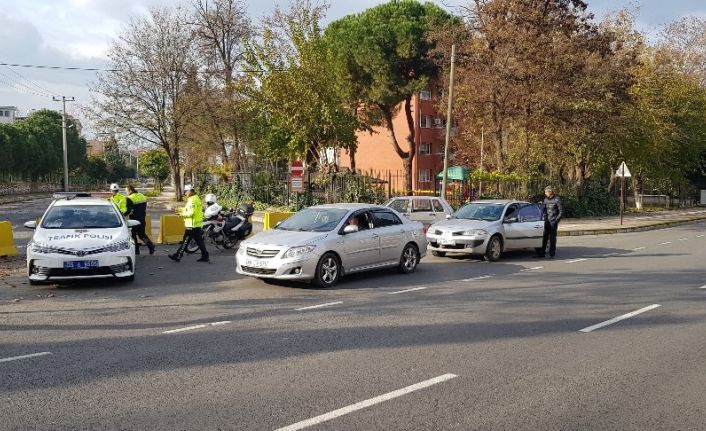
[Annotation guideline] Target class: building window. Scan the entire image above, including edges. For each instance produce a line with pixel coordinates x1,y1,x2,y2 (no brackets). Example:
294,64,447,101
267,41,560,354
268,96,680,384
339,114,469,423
420,115,433,128
3,111,8,117
433,117,444,128
420,89,432,100
418,169,431,182
419,142,431,155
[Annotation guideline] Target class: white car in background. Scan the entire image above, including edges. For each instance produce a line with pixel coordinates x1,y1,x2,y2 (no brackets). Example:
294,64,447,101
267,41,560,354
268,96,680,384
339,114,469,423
24,193,139,284
426,200,544,261
384,196,454,227
236,203,427,288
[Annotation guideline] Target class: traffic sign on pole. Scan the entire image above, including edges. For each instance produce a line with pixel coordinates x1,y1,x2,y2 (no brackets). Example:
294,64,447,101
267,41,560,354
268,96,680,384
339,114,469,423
616,161,631,178
290,160,304,177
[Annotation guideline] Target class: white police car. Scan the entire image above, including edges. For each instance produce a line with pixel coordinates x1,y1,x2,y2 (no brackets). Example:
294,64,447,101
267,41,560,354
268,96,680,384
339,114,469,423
24,193,139,284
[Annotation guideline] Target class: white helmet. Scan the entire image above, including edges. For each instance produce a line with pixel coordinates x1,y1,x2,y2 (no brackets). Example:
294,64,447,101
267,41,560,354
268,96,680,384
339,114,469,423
205,193,217,204
184,184,194,192
109,183,119,192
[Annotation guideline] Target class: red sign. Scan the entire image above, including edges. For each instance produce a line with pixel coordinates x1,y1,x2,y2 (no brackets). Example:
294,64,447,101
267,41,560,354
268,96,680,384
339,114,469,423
290,160,304,177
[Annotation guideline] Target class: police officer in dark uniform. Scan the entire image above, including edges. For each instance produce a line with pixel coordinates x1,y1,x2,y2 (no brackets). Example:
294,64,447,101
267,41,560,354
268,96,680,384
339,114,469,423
126,185,155,255
536,186,564,258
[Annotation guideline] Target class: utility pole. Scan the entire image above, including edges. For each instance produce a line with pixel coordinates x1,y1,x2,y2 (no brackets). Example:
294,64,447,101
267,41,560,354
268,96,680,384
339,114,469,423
479,126,484,198
53,96,75,191
441,44,456,200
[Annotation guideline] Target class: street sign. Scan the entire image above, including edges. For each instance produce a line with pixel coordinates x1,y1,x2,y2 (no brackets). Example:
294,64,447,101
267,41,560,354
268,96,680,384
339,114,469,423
616,161,631,178
290,160,304,177
290,178,303,193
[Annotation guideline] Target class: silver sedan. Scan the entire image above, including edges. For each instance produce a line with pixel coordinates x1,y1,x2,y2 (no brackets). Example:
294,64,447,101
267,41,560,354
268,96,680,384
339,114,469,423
235,203,427,287
426,200,544,261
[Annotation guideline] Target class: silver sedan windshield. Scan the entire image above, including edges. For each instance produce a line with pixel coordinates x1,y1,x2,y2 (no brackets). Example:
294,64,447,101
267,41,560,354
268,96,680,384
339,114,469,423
454,203,505,222
276,208,349,232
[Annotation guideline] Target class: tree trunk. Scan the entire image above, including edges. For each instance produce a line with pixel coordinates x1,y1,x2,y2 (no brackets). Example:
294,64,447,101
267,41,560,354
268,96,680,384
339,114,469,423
380,97,414,194
349,148,357,174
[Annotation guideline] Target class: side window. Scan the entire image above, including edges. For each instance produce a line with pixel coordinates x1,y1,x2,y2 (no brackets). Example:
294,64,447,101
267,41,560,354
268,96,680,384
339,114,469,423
388,199,409,213
518,205,542,222
373,210,402,228
431,199,444,213
412,198,432,213
504,204,519,219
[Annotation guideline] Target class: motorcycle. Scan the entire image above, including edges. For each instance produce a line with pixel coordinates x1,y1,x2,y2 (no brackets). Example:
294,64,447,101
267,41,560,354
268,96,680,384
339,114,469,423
185,202,254,253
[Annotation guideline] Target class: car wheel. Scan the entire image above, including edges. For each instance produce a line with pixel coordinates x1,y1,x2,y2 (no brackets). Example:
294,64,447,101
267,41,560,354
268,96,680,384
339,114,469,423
398,243,419,274
312,252,340,288
431,250,446,257
484,235,503,262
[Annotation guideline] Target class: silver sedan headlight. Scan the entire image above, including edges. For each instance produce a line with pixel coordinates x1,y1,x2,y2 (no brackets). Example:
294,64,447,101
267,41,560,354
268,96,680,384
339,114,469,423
283,245,316,259
463,229,488,236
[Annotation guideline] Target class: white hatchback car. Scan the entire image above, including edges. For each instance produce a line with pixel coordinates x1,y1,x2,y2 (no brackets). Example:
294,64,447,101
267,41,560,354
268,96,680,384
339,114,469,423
384,196,454,227
236,203,427,287
426,200,544,261
24,193,139,284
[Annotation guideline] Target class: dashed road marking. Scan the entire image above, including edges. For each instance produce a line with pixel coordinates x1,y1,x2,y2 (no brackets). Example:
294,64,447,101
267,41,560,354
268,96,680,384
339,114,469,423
162,321,232,334
565,258,587,264
700,285,706,290
461,275,494,281
274,373,458,431
579,304,661,333
697,234,705,238
631,247,645,251
678,238,688,241
296,301,343,311
388,287,427,295
658,241,671,245
0,352,52,363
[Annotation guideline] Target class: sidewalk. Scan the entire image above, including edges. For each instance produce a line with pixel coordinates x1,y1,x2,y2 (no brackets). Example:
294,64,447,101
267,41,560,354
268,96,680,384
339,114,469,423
558,208,706,236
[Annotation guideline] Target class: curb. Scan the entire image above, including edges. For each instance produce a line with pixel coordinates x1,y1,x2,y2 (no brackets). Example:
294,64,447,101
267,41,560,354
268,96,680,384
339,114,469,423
558,216,706,236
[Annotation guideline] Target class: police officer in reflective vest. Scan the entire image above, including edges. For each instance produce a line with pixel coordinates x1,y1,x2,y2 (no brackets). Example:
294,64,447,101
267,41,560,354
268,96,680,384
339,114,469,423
109,183,131,217
169,184,209,263
126,185,155,255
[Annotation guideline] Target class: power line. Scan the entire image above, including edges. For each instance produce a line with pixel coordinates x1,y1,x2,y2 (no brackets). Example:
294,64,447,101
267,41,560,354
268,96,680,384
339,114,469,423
0,62,117,72
0,70,52,98
2,65,56,97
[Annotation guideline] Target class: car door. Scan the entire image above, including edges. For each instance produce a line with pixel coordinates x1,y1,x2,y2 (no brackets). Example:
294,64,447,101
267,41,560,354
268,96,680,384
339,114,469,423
411,198,435,227
387,198,411,219
500,203,524,249
516,204,544,248
340,211,380,272
371,210,406,263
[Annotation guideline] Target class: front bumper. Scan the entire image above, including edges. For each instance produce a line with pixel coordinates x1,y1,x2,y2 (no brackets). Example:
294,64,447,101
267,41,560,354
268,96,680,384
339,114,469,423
426,234,487,254
27,254,135,281
235,247,319,281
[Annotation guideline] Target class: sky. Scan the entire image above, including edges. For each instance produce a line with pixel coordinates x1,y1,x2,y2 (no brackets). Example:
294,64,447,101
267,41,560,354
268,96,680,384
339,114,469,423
1,0,705,137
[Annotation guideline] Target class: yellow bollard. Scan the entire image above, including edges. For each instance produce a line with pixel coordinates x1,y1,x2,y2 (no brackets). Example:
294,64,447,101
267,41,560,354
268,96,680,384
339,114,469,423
262,212,295,231
157,214,185,244
144,215,153,241
0,221,19,257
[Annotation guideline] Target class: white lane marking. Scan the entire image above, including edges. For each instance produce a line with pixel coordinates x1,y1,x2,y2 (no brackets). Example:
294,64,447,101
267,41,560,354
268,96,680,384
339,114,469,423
0,352,52,363
296,301,343,311
658,241,671,245
565,258,587,264
579,304,661,333
700,285,706,289
274,374,458,431
631,247,645,251
162,320,232,334
697,234,705,238
461,275,494,281
388,287,427,295
520,266,544,271
678,238,688,241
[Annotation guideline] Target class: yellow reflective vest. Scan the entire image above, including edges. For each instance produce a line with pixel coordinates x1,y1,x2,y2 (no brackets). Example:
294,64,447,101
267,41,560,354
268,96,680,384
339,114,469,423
111,193,128,215
180,194,203,228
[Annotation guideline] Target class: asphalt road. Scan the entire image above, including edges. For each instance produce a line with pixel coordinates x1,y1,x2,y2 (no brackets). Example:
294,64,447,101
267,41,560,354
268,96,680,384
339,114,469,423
1,221,705,430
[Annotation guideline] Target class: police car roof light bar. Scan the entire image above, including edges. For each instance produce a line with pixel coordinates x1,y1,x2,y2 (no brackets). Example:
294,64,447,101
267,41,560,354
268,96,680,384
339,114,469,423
52,192,93,200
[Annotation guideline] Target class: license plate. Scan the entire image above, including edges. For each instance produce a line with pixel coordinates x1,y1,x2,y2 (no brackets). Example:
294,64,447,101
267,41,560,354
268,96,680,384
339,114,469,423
64,260,99,270
439,239,455,246
245,259,268,268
